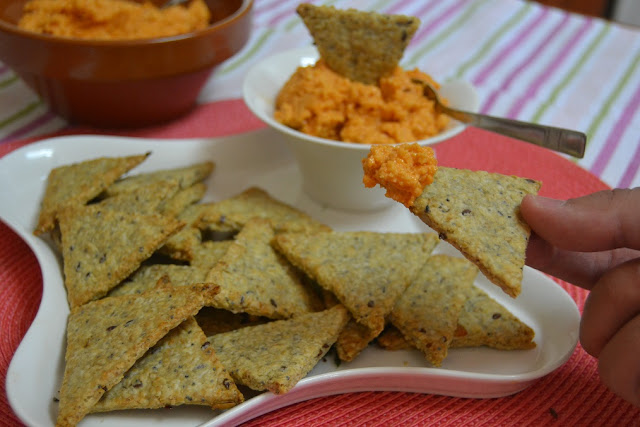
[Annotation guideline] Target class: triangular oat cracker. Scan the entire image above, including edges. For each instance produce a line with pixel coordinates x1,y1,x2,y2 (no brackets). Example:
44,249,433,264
195,307,269,337
410,167,541,298
205,218,322,318
208,305,349,394
108,264,210,298
198,187,331,234
55,283,219,427
273,231,439,335
34,153,149,235
296,4,419,84
190,240,234,269
93,180,180,215
91,317,243,412
158,203,218,262
450,284,536,350
377,286,536,352
106,161,214,196
159,226,202,261
58,204,184,308
157,182,207,217
389,255,478,366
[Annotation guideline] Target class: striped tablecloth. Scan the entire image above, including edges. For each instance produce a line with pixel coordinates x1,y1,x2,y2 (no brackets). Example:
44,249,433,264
2,0,640,189
2,1,640,426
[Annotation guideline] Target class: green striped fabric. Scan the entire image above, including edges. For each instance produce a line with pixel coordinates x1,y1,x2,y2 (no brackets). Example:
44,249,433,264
1,0,639,187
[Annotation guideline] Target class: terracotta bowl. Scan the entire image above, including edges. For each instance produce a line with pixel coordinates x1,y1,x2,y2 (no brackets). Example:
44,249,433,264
0,0,253,128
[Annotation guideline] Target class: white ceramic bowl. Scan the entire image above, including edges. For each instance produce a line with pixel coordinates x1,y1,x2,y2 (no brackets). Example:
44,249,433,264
243,46,479,212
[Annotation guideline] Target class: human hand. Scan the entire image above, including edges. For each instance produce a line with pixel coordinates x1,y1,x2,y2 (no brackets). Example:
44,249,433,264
520,189,640,408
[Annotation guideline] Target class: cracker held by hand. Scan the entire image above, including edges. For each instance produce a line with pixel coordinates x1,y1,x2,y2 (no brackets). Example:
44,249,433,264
58,204,184,308
273,231,439,335
34,153,149,235
297,4,419,84
411,167,541,298
55,283,219,427
208,304,350,394
206,218,323,319
389,255,478,366
92,317,243,412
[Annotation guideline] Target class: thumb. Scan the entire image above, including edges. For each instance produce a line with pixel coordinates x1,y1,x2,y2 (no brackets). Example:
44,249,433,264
521,189,640,252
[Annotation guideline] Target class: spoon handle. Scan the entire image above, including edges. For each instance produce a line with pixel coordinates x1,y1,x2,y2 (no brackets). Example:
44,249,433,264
442,107,586,158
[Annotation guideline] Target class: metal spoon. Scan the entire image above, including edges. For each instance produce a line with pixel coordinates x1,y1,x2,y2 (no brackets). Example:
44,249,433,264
413,79,586,158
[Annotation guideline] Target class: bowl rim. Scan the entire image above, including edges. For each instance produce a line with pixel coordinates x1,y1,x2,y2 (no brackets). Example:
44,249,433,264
0,0,253,46
243,46,477,152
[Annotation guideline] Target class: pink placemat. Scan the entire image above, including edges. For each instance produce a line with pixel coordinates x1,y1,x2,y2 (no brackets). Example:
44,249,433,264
1,99,639,426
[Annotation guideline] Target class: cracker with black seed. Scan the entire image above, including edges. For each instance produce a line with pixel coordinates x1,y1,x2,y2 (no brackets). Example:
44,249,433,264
205,218,323,319
198,187,331,234
58,204,184,308
378,285,536,352
273,231,439,336
195,307,270,337
389,255,478,366
93,180,180,215
296,4,419,85
450,284,536,350
56,283,219,427
106,161,214,196
91,317,243,412
108,264,210,298
34,153,149,235
208,304,349,394
410,167,541,298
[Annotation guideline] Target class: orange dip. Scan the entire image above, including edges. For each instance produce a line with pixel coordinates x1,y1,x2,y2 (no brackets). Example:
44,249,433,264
362,143,437,207
274,60,449,144
18,0,211,40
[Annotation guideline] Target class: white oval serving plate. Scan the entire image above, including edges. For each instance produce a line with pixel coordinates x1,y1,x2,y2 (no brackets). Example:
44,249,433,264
0,132,579,427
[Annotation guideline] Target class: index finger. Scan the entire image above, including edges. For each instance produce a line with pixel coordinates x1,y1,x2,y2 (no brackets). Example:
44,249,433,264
520,189,640,252
525,231,640,289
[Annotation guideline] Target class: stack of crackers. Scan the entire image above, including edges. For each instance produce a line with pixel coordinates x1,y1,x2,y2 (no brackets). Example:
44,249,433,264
35,152,537,426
